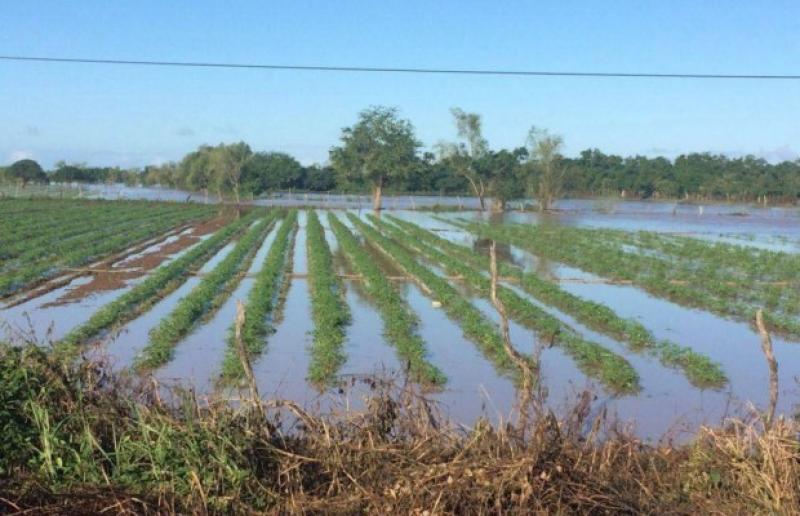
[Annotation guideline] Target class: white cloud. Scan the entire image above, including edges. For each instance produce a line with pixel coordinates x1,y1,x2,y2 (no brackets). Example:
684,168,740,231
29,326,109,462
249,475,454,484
8,150,35,163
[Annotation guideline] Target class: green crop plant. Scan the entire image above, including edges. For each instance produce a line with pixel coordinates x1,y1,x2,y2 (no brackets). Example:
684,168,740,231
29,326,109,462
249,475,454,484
59,209,264,354
328,213,445,385
305,210,351,386
448,219,800,340
219,211,298,384
387,216,726,389
135,210,278,370
367,215,639,394
345,214,527,381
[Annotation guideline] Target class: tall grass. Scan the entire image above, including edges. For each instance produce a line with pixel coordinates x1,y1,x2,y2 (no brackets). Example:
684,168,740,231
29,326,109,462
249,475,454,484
219,211,298,384
328,213,446,385
306,210,351,386
3,341,798,514
136,210,278,370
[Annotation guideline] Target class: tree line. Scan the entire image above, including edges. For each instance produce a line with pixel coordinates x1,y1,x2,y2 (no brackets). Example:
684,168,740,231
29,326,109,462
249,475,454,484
3,105,799,209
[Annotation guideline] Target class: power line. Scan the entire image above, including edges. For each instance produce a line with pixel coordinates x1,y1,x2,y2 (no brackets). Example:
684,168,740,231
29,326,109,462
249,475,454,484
1,54,799,80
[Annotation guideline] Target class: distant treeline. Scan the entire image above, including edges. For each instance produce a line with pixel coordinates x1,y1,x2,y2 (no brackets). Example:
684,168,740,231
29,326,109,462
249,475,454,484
3,115,799,206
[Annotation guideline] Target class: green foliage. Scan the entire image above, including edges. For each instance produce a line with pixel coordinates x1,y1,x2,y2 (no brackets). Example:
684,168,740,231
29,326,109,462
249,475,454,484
219,211,298,383
388,216,726,389
306,210,351,385
329,106,420,208
371,216,639,393
0,201,214,297
454,219,800,339
242,152,304,195
137,210,277,370
59,208,261,351
328,213,445,385
8,159,47,185
346,213,522,379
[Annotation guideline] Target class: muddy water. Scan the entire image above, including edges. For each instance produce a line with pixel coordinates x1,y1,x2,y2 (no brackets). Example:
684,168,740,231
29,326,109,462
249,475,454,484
404,282,520,424
101,241,238,367
385,212,800,439
154,225,281,393
9,205,800,439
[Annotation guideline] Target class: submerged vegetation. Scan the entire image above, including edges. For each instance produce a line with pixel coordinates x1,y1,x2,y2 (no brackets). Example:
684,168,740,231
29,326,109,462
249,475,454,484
59,208,260,352
2,197,797,514
368,215,640,393
346,213,522,378
388,215,726,388
219,210,298,384
305,210,351,385
328,213,445,385
136,210,277,370
0,200,214,298
453,219,800,339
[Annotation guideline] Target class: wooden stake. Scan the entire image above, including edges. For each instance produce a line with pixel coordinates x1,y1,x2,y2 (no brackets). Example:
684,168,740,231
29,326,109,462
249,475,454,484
756,309,778,429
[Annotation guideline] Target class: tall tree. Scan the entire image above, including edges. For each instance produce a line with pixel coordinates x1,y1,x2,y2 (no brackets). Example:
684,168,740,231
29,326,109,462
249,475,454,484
330,106,420,211
438,108,490,210
210,142,252,204
526,127,565,211
8,159,47,186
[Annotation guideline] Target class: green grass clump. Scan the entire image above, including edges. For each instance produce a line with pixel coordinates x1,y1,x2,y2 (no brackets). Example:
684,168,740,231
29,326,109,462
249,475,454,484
388,216,725,389
219,211,298,384
59,209,262,353
369,216,638,394
136,210,278,370
328,213,445,385
306,210,351,385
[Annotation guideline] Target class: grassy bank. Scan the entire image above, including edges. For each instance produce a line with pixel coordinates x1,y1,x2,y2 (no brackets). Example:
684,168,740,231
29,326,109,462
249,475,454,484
2,342,798,514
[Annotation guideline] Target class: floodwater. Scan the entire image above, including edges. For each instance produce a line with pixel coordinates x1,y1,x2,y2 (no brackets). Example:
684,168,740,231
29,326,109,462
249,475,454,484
6,200,800,441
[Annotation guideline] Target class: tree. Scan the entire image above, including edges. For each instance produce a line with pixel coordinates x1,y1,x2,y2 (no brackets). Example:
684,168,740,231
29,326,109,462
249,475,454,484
8,159,47,186
330,106,420,211
210,142,252,204
242,152,304,195
178,146,215,199
302,165,337,191
438,108,490,210
525,127,564,211
484,148,527,211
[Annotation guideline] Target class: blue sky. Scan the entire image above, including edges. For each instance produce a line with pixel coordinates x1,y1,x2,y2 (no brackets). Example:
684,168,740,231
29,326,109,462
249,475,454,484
2,1,799,168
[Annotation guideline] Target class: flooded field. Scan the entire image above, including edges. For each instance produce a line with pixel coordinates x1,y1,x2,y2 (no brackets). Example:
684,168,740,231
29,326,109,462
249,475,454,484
2,198,800,442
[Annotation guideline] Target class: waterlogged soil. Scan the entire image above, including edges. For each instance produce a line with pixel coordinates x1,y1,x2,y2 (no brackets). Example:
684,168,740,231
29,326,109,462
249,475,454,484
9,205,800,441
155,225,281,392
101,241,238,367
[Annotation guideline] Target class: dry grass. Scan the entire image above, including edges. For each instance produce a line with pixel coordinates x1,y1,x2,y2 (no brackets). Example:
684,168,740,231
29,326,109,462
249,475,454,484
2,341,800,515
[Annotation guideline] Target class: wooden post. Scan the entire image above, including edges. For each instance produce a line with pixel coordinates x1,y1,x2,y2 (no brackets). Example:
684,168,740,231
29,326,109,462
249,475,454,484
234,300,265,423
756,310,778,429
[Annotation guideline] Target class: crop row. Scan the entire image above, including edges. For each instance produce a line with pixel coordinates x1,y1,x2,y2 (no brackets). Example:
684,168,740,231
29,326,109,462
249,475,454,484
370,216,639,393
346,213,530,382
305,210,352,385
0,203,208,270
1,200,197,250
219,211,298,384
136,210,279,370
450,219,800,339
59,209,264,352
0,205,213,297
328,213,446,385
386,216,726,389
